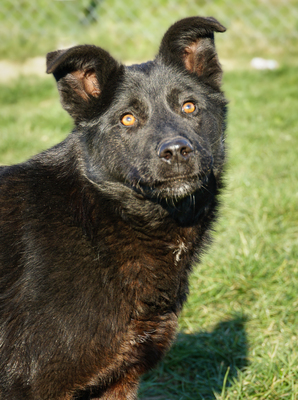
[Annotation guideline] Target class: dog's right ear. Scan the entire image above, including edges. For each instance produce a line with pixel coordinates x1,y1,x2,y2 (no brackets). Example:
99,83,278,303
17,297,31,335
46,45,121,122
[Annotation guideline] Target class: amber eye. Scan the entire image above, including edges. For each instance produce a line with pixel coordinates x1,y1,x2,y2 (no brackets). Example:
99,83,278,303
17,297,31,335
182,102,196,114
121,114,136,126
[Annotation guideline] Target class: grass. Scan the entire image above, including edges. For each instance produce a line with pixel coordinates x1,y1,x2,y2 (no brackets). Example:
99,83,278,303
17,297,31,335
0,76,72,164
0,67,297,399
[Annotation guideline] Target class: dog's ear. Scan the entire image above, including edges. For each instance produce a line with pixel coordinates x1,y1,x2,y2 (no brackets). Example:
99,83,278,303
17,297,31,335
158,16,226,90
46,45,121,122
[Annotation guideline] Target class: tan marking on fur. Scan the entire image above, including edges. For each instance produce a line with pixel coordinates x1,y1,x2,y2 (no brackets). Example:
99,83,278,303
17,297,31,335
183,40,201,73
72,69,100,100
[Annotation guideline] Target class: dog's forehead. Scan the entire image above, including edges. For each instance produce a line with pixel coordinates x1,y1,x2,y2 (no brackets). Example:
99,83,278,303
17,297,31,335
123,61,198,97
111,61,213,113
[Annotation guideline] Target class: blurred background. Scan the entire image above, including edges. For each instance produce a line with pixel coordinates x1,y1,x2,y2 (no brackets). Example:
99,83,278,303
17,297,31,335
0,0,298,66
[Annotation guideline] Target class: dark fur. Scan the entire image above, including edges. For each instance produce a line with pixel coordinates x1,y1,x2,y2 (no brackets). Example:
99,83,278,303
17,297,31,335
0,17,227,400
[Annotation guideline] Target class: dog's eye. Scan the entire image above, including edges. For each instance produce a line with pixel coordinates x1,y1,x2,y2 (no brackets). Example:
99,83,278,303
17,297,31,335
121,114,136,126
182,102,196,114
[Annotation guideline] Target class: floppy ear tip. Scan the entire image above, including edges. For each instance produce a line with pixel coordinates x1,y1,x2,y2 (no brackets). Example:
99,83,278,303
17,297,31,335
46,50,65,74
203,16,227,33
46,51,57,74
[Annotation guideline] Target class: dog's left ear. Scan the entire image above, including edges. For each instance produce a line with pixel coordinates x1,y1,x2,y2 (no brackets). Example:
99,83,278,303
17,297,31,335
158,16,226,90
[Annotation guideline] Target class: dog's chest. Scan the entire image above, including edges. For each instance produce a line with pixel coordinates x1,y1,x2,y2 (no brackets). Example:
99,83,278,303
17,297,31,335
120,312,178,373
100,221,196,317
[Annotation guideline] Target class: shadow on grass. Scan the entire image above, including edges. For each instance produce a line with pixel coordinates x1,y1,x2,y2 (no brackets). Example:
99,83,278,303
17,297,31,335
139,316,248,400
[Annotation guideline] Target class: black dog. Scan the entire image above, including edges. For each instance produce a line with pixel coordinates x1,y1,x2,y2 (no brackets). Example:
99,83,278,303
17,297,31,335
0,16,227,400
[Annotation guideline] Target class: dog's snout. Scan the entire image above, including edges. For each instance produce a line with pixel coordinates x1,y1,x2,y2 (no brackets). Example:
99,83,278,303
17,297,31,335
157,137,194,162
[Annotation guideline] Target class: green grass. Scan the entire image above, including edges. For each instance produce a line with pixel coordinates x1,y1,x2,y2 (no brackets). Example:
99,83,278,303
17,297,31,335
0,67,297,399
0,76,72,164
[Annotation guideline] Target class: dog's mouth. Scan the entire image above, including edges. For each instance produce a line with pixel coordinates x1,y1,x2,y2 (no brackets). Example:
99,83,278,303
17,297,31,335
134,173,210,199
130,172,217,226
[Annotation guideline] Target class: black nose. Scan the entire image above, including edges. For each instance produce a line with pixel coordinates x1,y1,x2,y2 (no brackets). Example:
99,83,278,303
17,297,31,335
157,137,194,162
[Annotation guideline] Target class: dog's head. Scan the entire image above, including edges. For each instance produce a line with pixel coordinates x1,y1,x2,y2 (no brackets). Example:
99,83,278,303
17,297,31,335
47,17,227,223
